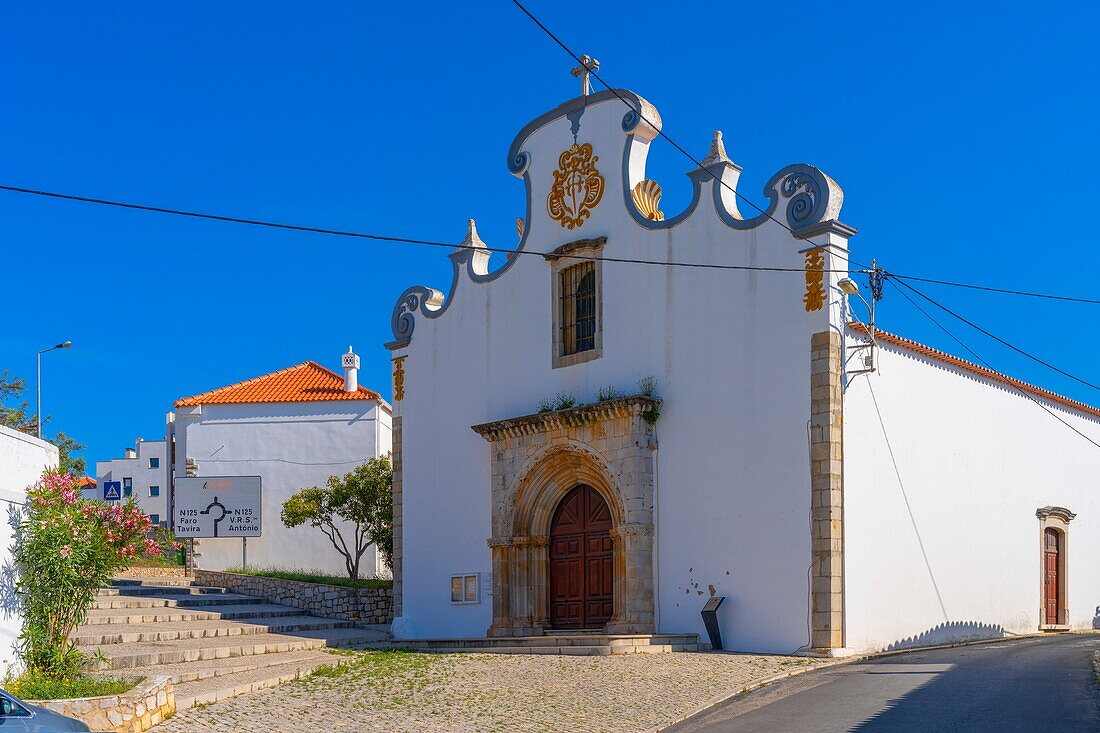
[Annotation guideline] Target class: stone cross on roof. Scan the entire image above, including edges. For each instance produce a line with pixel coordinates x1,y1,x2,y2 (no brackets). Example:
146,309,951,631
571,54,600,96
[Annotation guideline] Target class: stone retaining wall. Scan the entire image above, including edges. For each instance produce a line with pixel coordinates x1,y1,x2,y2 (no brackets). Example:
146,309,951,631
31,675,174,733
194,570,393,624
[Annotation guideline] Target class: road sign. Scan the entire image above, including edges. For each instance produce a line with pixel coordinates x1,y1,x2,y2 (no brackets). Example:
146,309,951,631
174,476,261,538
103,481,122,501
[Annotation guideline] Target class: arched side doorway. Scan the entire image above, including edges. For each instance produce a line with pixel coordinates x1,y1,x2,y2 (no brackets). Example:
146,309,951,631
1035,505,1074,629
549,485,613,629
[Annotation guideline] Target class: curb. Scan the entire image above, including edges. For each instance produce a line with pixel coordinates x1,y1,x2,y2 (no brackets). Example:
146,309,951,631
652,629,1100,732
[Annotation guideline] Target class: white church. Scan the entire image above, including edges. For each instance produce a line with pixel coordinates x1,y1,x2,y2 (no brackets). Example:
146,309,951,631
384,84,1100,654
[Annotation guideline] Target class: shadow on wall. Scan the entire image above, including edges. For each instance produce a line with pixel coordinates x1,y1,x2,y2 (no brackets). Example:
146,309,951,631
884,620,1006,651
1,502,27,665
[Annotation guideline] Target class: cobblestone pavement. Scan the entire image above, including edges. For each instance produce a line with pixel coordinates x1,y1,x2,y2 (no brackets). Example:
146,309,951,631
159,650,824,733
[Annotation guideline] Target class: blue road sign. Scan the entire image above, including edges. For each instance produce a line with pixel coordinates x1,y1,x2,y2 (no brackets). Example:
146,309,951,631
103,481,122,501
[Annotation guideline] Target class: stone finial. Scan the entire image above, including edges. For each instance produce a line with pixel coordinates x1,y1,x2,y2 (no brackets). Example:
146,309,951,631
457,218,491,276
459,219,487,251
701,130,731,167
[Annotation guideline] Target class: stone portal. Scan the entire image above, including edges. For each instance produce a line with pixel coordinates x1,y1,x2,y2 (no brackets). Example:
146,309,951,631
472,396,659,637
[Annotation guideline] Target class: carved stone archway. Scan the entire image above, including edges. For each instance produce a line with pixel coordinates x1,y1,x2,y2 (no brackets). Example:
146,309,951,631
472,396,659,637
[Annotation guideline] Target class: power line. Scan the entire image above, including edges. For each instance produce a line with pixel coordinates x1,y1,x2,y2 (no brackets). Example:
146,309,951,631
510,1,1100,308
884,279,1100,449
892,278,1100,393
0,183,851,274
891,273,1100,306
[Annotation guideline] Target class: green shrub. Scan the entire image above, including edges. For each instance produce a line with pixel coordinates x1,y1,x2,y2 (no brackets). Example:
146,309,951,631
15,470,163,678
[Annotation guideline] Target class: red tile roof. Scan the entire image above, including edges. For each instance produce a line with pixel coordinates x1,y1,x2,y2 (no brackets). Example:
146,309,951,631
76,476,96,488
850,322,1100,420
175,361,380,408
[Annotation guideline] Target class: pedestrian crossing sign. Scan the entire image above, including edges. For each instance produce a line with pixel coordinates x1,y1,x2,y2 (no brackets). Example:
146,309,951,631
103,481,122,501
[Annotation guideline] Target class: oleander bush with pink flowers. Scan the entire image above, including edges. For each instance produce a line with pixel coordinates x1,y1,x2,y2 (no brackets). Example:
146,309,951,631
14,469,165,678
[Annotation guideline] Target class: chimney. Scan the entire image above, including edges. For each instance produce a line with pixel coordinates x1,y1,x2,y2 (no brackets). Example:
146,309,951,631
342,345,360,392
125,448,137,459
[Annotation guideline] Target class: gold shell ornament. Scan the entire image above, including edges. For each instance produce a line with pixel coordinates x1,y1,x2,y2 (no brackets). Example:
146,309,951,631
547,143,604,230
631,179,665,221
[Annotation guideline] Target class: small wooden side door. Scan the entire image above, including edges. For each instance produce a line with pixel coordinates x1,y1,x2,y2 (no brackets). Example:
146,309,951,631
1044,528,1060,625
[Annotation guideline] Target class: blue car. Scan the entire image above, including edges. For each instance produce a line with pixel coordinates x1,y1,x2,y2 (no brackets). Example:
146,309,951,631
0,688,91,732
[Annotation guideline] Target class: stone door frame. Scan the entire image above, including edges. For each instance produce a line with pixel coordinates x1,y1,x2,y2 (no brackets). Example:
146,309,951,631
472,396,660,637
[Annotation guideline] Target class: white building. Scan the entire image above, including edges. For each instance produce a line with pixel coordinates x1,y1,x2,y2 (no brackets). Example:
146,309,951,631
170,349,392,578
384,87,1100,654
0,424,59,668
96,438,170,525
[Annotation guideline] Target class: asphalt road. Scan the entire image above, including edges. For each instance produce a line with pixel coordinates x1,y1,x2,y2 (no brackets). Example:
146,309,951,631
668,634,1100,733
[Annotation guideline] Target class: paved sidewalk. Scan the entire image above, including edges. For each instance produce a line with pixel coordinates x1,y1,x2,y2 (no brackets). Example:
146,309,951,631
158,649,823,733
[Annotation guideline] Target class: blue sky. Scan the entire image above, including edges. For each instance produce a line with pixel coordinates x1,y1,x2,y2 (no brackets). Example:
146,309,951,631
2,1,1098,469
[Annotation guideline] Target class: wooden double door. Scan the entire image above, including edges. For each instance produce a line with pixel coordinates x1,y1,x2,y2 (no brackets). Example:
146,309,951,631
549,484,613,629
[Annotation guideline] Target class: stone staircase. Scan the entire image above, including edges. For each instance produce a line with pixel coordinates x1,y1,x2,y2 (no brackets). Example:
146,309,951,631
79,578,390,710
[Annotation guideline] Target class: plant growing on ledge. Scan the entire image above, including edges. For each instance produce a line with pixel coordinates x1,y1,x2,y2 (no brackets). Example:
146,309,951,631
14,469,161,680
595,385,623,402
637,376,662,425
536,390,578,413
281,457,394,581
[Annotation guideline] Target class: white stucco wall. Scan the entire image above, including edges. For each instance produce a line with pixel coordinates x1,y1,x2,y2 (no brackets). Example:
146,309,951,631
0,425,59,669
173,399,392,578
390,91,851,649
96,438,170,523
844,334,1100,652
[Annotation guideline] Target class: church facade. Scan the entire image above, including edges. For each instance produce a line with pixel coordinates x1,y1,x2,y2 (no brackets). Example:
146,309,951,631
384,88,1100,654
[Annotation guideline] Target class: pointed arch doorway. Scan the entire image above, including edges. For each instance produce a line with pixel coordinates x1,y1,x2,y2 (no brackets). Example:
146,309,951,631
549,484,614,629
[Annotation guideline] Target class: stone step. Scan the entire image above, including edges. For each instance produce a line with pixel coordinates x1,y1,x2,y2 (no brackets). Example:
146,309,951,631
82,603,303,625
382,633,699,650
112,577,198,588
91,593,265,610
125,649,339,685
172,654,348,711
72,616,354,646
100,584,227,597
86,627,390,669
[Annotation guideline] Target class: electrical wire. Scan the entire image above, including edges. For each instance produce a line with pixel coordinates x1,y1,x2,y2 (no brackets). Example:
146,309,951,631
885,279,1100,450
509,0,864,270
891,273,1100,306
512,0,1100,309
0,184,852,275
893,279,1100,393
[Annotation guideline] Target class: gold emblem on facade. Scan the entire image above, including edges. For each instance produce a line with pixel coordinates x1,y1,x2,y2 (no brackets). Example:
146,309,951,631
803,249,826,312
631,179,665,221
547,143,604,230
393,357,406,402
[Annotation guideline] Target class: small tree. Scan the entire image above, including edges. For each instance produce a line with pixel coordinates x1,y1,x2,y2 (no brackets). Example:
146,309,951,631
281,457,393,580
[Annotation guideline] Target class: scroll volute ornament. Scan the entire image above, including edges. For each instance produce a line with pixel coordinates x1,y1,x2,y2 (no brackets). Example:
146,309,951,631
548,143,604,230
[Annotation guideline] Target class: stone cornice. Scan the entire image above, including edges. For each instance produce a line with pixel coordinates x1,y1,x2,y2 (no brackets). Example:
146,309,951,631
542,236,608,262
471,395,661,441
1036,505,1077,523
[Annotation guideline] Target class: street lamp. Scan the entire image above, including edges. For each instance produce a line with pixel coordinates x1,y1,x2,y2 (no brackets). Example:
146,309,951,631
837,278,876,374
36,341,72,439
